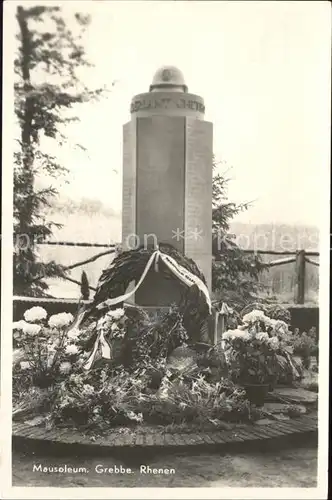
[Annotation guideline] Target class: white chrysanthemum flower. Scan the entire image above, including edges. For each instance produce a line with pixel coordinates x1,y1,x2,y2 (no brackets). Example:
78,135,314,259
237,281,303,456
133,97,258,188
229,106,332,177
107,308,125,321
242,309,266,324
67,328,80,341
222,329,246,340
23,306,47,323
274,320,289,334
261,315,273,325
82,384,95,396
13,349,25,363
59,361,72,374
96,315,111,331
65,344,79,355
126,411,143,422
48,312,74,329
20,361,32,370
69,373,83,384
13,320,29,331
268,337,280,350
256,332,269,342
232,329,247,338
97,309,124,330
22,323,42,336
222,330,233,340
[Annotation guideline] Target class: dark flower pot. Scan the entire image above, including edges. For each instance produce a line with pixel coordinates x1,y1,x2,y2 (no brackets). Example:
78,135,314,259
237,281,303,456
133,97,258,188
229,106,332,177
243,383,269,407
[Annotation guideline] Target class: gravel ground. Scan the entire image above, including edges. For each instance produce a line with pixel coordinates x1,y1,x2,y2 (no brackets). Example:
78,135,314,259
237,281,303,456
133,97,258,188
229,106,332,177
12,442,317,488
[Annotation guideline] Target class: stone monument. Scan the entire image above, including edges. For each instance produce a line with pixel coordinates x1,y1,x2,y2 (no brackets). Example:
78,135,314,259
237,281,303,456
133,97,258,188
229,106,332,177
122,65,213,307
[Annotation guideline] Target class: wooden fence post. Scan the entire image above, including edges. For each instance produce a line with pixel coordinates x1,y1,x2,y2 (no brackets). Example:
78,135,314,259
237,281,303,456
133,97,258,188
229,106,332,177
295,250,306,304
80,271,90,300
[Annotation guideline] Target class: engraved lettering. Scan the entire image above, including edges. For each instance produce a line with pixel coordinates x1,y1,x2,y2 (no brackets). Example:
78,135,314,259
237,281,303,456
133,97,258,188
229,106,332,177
131,97,204,114
161,98,171,108
176,99,186,109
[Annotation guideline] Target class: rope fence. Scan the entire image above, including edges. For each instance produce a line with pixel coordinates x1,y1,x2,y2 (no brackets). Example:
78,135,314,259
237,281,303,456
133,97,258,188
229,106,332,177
305,256,320,267
63,248,115,272
38,241,319,257
38,241,116,248
36,241,319,305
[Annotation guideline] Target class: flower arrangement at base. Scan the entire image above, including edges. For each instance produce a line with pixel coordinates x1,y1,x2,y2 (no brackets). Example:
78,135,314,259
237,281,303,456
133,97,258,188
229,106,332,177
12,305,263,432
222,309,302,403
50,365,258,431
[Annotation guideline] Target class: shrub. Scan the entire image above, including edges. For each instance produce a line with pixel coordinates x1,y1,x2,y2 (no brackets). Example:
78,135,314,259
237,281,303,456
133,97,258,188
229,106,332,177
292,331,318,369
265,304,291,324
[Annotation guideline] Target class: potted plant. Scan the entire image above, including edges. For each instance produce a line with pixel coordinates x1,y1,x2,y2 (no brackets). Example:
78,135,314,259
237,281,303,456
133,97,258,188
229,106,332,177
222,309,297,406
223,332,277,406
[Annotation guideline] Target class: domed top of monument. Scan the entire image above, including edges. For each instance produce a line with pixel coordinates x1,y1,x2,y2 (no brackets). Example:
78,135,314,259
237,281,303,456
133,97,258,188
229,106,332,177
150,65,188,93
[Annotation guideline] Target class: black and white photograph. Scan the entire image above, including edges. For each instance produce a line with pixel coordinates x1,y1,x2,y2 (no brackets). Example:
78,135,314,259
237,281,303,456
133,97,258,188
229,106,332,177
1,1,330,498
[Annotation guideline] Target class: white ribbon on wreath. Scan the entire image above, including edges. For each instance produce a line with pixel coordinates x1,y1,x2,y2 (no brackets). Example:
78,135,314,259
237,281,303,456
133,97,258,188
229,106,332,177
83,249,212,370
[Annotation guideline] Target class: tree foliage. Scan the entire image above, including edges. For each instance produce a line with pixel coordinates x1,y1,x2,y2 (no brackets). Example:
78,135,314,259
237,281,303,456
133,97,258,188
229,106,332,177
13,6,105,296
211,159,266,309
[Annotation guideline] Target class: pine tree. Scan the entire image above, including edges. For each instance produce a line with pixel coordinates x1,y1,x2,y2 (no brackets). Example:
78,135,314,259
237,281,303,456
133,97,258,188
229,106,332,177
14,6,105,296
212,159,266,309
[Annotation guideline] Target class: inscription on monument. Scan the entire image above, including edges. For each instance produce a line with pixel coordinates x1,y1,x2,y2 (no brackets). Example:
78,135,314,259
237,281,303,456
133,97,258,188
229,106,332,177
122,122,136,250
184,118,213,288
131,97,205,114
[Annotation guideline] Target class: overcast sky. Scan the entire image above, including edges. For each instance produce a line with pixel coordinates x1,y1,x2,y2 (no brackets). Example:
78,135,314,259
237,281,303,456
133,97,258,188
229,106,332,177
8,1,331,226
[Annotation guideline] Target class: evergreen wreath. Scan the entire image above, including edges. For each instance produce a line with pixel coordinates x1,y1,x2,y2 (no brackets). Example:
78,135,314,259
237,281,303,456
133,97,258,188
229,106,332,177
74,243,211,343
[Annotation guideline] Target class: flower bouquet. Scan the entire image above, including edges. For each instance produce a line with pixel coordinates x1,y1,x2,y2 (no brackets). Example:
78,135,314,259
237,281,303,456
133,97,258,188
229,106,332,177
12,307,85,419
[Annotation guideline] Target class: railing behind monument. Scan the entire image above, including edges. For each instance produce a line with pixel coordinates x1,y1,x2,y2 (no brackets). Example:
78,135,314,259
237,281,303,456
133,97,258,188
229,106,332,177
14,242,319,305
223,248,319,305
